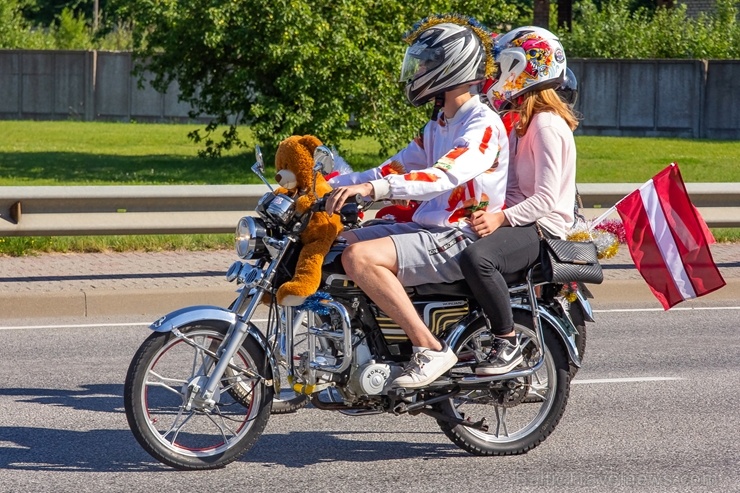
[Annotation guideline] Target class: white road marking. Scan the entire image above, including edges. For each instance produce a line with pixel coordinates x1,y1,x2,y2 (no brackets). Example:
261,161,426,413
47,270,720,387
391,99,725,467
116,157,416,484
0,320,270,330
572,377,683,385
0,321,690,386
594,306,740,313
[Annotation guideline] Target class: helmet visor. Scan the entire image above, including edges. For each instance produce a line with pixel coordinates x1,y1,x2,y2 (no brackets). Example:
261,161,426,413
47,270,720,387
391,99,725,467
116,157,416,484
399,43,445,82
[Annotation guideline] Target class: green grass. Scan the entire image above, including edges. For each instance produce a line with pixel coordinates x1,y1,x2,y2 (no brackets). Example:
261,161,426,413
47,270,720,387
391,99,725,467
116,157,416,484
4,121,740,185
0,120,385,185
574,137,740,183
0,234,233,256
0,120,738,255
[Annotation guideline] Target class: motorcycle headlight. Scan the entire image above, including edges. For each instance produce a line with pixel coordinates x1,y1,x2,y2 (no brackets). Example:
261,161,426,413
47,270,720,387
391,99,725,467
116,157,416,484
235,216,267,259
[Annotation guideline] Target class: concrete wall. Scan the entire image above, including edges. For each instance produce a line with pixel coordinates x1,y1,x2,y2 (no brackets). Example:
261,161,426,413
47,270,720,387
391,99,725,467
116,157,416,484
0,50,738,139
0,50,201,123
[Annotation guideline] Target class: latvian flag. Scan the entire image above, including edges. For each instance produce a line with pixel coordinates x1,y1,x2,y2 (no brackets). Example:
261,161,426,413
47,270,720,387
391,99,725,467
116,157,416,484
615,163,725,310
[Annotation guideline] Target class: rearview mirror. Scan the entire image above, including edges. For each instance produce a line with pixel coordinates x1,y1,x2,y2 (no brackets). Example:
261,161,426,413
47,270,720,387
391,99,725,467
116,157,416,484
254,145,265,174
251,145,273,191
313,145,335,175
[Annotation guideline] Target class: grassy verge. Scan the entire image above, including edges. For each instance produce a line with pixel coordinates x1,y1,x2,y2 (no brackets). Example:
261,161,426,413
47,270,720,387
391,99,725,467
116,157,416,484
1,121,738,255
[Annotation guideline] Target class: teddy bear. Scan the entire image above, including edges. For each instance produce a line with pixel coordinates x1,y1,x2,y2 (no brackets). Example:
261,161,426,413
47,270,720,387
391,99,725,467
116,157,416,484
272,134,344,306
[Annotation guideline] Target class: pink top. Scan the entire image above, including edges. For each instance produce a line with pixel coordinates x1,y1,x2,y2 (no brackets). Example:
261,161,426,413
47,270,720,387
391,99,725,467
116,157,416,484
503,111,576,238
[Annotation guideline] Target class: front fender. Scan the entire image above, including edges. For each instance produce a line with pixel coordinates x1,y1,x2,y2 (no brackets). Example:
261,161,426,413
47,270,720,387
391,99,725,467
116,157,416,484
150,305,236,333
148,305,279,389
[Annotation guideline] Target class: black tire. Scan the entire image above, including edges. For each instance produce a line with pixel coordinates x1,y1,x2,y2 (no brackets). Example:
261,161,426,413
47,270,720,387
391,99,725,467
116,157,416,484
437,311,570,456
271,388,310,414
124,323,274,470
568,301,588,378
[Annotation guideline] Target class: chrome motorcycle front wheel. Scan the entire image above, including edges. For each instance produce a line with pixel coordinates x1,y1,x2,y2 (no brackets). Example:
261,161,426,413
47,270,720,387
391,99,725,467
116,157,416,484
123,323,273,470
438,311,570,455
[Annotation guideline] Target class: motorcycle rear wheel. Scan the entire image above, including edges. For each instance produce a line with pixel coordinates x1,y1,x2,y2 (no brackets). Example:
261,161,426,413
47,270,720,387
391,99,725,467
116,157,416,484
438,312,570,455
124,323,273,470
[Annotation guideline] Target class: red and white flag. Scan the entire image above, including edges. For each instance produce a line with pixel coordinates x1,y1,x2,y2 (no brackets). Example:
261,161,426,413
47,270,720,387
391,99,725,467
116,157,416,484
615,163,725,310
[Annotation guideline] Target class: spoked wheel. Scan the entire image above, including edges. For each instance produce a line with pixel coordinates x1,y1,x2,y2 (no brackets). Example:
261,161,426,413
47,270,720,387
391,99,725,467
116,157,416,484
438,312,570,455
124,323,273,470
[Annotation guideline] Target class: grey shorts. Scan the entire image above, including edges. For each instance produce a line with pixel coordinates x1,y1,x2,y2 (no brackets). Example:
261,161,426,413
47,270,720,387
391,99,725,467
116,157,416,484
342,222,473,286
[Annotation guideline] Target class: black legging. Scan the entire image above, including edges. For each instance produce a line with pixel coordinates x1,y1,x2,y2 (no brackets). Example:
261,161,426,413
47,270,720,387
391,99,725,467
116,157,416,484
459,225,541,336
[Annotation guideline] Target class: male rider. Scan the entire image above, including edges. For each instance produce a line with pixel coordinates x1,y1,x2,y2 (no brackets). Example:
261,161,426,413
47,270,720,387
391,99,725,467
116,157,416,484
326,17,509,388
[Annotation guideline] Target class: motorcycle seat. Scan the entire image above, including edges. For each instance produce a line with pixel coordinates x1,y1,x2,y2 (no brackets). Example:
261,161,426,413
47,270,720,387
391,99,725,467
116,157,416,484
413,263,545,299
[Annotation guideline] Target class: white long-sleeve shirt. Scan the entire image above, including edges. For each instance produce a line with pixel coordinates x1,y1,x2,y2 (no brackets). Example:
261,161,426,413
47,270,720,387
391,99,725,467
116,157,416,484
330,96,508,237
503,111,577,238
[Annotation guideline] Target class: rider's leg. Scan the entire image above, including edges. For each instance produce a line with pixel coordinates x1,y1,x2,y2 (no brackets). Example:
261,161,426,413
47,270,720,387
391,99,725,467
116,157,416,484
341,236,457,387
459,225,540,375
342,236,441,350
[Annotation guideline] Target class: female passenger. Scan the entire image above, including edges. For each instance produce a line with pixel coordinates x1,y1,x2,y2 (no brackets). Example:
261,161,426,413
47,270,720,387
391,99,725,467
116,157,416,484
459,27,580,376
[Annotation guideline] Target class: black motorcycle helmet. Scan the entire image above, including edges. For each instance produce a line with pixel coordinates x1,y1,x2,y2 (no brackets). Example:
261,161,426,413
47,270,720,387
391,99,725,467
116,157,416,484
557,67,578,107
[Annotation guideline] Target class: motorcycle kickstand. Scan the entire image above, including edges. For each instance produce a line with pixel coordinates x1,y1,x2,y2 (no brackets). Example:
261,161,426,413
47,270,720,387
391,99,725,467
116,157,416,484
419,408,489,432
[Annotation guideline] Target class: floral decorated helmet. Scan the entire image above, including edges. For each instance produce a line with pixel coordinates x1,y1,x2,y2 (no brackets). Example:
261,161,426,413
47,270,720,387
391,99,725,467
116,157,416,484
485,26,567,111
400,14,495,107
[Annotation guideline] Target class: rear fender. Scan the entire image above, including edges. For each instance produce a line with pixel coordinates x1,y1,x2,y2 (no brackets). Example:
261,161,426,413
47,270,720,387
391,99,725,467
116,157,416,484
512,304,582,368
444,307,582,368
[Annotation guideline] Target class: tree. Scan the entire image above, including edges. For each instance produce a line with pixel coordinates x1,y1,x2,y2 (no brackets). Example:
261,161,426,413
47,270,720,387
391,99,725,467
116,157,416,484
117,0,519,158
557,0,573,29
533,0,550,28
0,0,33,47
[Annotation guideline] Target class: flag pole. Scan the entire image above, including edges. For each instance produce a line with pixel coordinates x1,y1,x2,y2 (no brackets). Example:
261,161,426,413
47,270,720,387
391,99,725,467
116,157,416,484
586,163,675,229
589,192,632,229
590,205,618,229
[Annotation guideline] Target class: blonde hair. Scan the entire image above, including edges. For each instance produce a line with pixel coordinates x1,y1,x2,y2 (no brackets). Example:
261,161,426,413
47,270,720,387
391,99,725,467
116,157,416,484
511,88,579,137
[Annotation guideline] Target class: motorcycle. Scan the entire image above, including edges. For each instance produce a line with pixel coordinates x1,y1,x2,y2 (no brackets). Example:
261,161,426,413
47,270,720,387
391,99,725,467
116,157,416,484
123,146,595,470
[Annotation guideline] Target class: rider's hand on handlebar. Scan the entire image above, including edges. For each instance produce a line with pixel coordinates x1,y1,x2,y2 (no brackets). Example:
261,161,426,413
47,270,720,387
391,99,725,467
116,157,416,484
325,183,373,216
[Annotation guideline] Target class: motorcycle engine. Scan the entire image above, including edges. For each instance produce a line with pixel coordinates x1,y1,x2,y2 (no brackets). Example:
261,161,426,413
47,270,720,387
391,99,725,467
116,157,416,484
347,361,401,396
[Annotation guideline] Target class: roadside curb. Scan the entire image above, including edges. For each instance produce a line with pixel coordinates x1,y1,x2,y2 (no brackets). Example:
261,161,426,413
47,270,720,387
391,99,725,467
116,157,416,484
588,277,740,309
3,279,738,320
0,286,237,319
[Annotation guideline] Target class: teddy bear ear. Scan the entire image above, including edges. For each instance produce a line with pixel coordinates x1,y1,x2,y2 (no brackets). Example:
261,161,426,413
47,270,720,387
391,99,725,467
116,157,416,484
299,135,323,156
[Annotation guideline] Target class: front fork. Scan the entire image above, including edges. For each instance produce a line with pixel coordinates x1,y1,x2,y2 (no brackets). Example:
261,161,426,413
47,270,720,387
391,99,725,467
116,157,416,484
191,237,296,407
197,289,268,405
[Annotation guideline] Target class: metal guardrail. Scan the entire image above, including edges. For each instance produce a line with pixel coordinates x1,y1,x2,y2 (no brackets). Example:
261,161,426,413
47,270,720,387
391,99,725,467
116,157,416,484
0,183,738,236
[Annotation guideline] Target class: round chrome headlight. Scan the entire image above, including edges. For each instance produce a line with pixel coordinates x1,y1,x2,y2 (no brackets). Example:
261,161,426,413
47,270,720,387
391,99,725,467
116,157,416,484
235,216,267,259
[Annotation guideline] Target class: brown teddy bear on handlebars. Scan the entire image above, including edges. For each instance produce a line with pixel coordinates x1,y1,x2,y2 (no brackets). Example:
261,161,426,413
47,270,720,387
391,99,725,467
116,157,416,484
273,134,344,306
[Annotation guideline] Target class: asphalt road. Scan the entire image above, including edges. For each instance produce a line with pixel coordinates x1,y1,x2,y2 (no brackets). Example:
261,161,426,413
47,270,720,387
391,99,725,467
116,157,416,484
1,304,739,493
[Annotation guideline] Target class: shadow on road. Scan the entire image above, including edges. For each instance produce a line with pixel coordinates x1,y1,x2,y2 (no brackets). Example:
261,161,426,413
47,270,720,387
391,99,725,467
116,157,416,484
1,384,461,471
0,384,123,414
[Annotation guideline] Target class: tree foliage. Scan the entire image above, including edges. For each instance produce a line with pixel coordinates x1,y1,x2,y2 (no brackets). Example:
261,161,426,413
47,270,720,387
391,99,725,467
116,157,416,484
0,0,35,47
7,0,740,159
560,0,740,58
118,0,520,158
0,0,130,49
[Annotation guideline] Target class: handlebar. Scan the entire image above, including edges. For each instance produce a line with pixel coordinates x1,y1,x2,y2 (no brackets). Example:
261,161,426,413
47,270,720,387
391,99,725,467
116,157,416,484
313,192,365,225
313,192,364,212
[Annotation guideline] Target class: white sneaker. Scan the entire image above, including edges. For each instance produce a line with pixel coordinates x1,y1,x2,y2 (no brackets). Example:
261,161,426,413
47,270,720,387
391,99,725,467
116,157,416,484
392,343,457,389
